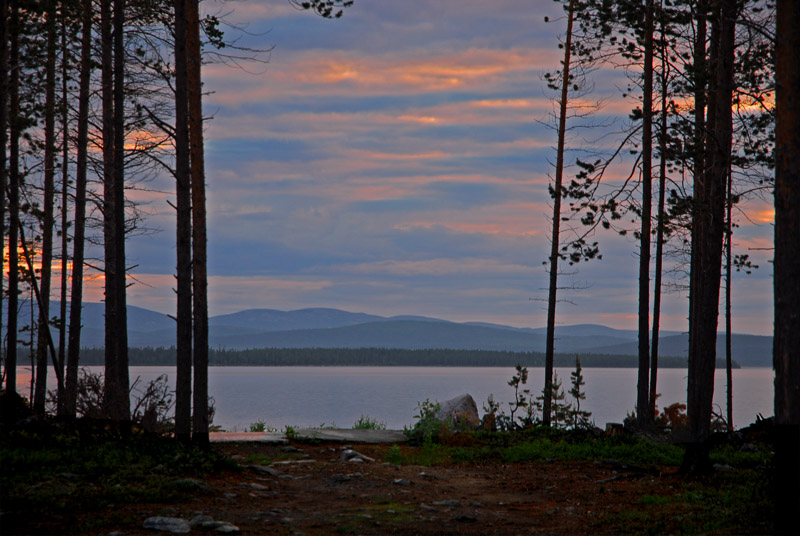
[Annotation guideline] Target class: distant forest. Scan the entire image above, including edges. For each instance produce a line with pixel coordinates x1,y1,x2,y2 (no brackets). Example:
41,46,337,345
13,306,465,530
72,347,738,369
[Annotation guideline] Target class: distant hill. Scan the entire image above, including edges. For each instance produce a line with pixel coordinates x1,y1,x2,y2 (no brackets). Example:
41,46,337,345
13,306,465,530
3,303,772,365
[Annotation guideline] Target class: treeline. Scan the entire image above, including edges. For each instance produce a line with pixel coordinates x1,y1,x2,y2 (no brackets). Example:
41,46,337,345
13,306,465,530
73,347,737,369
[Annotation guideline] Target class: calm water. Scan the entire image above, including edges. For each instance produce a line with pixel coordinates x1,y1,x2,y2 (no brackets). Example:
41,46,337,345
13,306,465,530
15,366,774,431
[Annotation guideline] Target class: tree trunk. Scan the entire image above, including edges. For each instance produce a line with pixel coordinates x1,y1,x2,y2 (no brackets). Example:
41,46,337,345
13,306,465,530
112,0,129,421
6,0,20,395
649,14,669,416
683,0,735,474
725,166,733,431
0,0,7,390
64,0,93,417
102,0,129,421
636,0,655,427
773,0,800,530
543,0,575,427
57,7,70,413
188,0,209,446
33,0,58,415
174,0,193,443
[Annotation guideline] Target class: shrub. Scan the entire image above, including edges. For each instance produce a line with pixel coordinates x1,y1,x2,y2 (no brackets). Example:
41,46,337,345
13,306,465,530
352,415,387,430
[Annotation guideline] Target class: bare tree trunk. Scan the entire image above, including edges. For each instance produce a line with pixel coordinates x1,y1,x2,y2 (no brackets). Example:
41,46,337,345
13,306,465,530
0,0,8,389
173,0,193,443
112,0,129,421
724,166,733,431
543,0,575,427
64,0,93,417
188,0,209,446
636,0,655,427
649,11,669,416
683,0,735,474
102,0,129,421
34,0,58,415
773,0,800,530
57,7,70,412
6,0,20,395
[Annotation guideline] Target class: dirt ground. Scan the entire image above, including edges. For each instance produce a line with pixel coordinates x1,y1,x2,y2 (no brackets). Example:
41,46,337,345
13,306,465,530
46,439,732,536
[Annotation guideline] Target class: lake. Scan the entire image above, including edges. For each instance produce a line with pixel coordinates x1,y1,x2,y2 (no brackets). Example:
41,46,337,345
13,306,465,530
14,366,774,431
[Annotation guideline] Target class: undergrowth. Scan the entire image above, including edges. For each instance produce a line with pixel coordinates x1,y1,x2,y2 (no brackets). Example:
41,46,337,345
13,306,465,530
0,419,234,534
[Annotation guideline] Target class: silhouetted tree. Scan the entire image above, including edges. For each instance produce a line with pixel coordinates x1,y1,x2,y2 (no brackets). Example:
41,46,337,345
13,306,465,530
773,0,800,530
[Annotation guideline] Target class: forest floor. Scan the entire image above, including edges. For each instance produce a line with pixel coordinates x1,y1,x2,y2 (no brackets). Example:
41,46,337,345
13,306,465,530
1,423,775,535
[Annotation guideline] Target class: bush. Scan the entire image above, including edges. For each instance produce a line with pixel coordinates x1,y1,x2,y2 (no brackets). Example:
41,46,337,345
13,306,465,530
352,415,386,430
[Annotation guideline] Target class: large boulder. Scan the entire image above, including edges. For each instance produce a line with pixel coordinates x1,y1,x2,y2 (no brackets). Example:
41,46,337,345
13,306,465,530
435,394,480,430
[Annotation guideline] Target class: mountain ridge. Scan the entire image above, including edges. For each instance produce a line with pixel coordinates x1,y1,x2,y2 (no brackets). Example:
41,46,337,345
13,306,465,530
5,303,773,366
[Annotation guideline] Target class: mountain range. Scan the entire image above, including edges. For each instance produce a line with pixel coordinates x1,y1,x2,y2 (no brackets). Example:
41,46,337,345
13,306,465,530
12,302,772,367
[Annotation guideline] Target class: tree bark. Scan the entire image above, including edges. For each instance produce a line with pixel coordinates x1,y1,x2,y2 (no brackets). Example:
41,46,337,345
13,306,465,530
543,0,575,427
0,0,8,391
5,0,20,395
649,12,669,416
636,0,655,427
188,0,209,446
57,6,71,413
683,0,735,474
174,0,193,443
774,0,800,530
34,0,58,415
725,166,733,431
112,0,130,421
64,0,93,418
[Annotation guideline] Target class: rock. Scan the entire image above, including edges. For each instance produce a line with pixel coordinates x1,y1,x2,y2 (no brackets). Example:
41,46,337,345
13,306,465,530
142,516,191,534
246,482,269,490
214,523,240,534
189,515,214,527
432,500,461,507
247,464,282,477
435,394,480,429
392,478,412,486
339,449,375,463
451,514,477,523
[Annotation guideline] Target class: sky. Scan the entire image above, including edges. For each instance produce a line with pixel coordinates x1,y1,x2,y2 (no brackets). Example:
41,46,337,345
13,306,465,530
85,0,775,335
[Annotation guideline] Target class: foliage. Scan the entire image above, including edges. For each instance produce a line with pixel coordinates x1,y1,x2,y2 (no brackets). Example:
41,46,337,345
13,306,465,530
567,357,593,429
0,420,233,533
352,414,387,430
404,398,444,445
249,421,267,432
493,364,537,431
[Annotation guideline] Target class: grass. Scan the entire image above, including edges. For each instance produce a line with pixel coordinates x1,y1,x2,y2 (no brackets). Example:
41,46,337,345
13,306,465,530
383,427,685,468
0,419,233,534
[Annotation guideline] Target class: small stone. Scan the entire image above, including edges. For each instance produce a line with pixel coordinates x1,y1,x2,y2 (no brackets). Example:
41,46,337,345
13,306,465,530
247,465,282,477
142,516,191,534
468,501,485,508
281,446,302,453
246,482,269,490
432,500,461,507
451,514,477,523
214,523,240,533
419,504,438,511
223,492,238,499
189,515,214,527
339,449,375,463
392,478,412,486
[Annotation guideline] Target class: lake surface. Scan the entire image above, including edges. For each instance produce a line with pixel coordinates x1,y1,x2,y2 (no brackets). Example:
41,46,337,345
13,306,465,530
15,366,774,431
